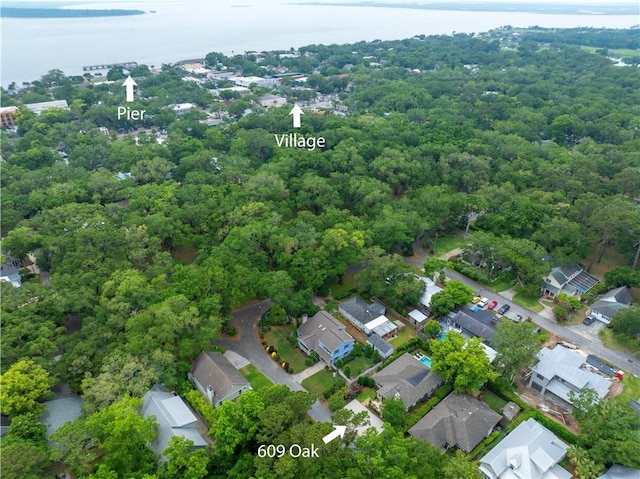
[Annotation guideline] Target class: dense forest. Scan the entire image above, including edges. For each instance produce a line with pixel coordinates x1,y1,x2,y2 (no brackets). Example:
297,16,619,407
1,27,639,478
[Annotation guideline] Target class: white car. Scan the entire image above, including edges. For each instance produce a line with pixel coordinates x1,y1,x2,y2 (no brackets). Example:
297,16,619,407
477,297,489,308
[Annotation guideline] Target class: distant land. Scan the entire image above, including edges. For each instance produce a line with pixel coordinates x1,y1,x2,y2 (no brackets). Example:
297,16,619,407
296,2,639,15
0,7,145,18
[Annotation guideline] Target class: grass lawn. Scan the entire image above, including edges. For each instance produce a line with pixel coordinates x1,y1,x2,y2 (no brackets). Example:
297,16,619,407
564,306,589,326
616,373,640,404
599,328,640,358
512,292,544,313
302,369,346,398
482,389,508,413
390,326,417,348
344,355,375,378
433,235,467,257
263,328,308,373
356,388,377,402
240,364,273,390
580,45,640,58
331,273,358,299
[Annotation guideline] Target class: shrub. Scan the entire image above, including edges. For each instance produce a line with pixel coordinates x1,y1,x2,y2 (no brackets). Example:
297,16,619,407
305,357,315,367
328,392,347,412
288,367,294,374
357,376,376,388
344,366,351,377
226,326,237,336
334,359,343,368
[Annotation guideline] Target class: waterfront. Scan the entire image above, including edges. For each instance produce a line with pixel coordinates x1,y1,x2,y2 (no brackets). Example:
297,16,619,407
1,0,638,86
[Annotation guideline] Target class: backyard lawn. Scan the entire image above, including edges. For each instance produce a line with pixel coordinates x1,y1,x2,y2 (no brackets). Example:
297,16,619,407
302,369,346,398
356,388,377,403
263,328,308,373
240,364,273,390
344,355,376,378
390,326,416,348
482,389,508,414
615,373,640,404
512,292,544,313
330,273,358,299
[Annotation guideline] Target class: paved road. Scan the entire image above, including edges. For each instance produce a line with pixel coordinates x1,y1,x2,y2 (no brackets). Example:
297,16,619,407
212,299,333,423
444,268,640,377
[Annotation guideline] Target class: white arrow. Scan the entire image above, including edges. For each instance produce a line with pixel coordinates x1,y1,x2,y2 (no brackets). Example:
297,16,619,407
289,104,304,128
322,425,346,444
122,75,137,102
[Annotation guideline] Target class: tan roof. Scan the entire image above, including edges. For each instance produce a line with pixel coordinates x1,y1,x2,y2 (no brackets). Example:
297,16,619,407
298,311,354,358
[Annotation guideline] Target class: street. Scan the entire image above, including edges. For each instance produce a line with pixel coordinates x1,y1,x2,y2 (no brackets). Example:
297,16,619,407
212,299,333,423
444,268,640,377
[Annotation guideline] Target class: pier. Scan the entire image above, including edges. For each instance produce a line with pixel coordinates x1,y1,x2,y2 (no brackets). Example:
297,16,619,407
83,61,138,72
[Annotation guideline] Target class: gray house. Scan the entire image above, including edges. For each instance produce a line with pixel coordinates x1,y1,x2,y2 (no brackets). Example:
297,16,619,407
0,265,22,288
297,310,355,365
367,333,394,359
374,352,442,410
189,352,252,408
588,286,632,324
542,263,599,298
408,393,501,453
142,386,207,459
528,346,612,409
339,296,397,339
479,418,571,479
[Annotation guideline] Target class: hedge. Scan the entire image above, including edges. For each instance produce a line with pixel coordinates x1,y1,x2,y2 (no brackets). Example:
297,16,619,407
404,384,453,431
184,389,216,431
469,430,502,459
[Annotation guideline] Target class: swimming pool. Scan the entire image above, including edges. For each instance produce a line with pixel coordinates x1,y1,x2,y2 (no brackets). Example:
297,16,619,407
419,356,432,368
438,331,446,340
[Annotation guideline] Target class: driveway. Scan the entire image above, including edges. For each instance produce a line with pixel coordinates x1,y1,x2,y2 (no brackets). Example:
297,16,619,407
567,320,606,345
212,300,333,423
442,268,640,377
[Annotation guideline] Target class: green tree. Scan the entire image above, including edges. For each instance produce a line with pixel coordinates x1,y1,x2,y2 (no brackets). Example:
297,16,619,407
159,436,210,479
381,397,406,428
0,439,51,479
430,332,498,393
610,306,640,344
423,320,442,339
0,359,54,417
492,321,539,382
443,450,482,479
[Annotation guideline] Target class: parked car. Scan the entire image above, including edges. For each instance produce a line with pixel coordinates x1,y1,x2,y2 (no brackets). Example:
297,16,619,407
487,300,498,310
471,296,481,304
477,297,489,308
471,305,481,312
497,304,510,315
583,316,596,325
512,314,523,323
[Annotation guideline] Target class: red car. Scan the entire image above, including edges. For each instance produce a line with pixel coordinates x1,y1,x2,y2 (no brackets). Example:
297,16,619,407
487,300,498,310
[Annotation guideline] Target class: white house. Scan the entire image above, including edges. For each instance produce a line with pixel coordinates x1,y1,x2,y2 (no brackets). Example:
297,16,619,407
588,286,632,324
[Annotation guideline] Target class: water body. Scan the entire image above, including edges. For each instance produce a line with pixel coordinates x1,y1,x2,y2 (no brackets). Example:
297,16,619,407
1,0,638,86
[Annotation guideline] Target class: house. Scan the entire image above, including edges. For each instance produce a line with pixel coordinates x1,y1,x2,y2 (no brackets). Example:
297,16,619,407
259,94,287,108
0,106,18,128
0,265,22,287
0,416,10,437
297,310,355,365
343,399,384,436
479,418,571,479
188,351,252,408
417,276,443,313
338,296,398,339
445,310,495,343
598,465,640,479
528,346,612,409
408,309,428,328
24,100,69,115
142,386,207,458
229,75,278,88
542,263,599,298
588,286,632,324
171,103,196,117
367,333,394,359
41,393,83,438
374,352,442,410
408,393,501,453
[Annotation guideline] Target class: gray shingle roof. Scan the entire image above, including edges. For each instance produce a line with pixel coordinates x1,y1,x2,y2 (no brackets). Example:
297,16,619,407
42,395,83,438
601,286,633,305
339,296,386,325
451,310,495,342
367,333,393,356
408,393,501,453
375,353,442,409
298,311,354,361
597,465,640,479
190,352,249,401
479,418,571,479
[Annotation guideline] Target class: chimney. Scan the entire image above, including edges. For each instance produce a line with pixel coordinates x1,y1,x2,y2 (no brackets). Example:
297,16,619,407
206,385,215,404
301,314,308,324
